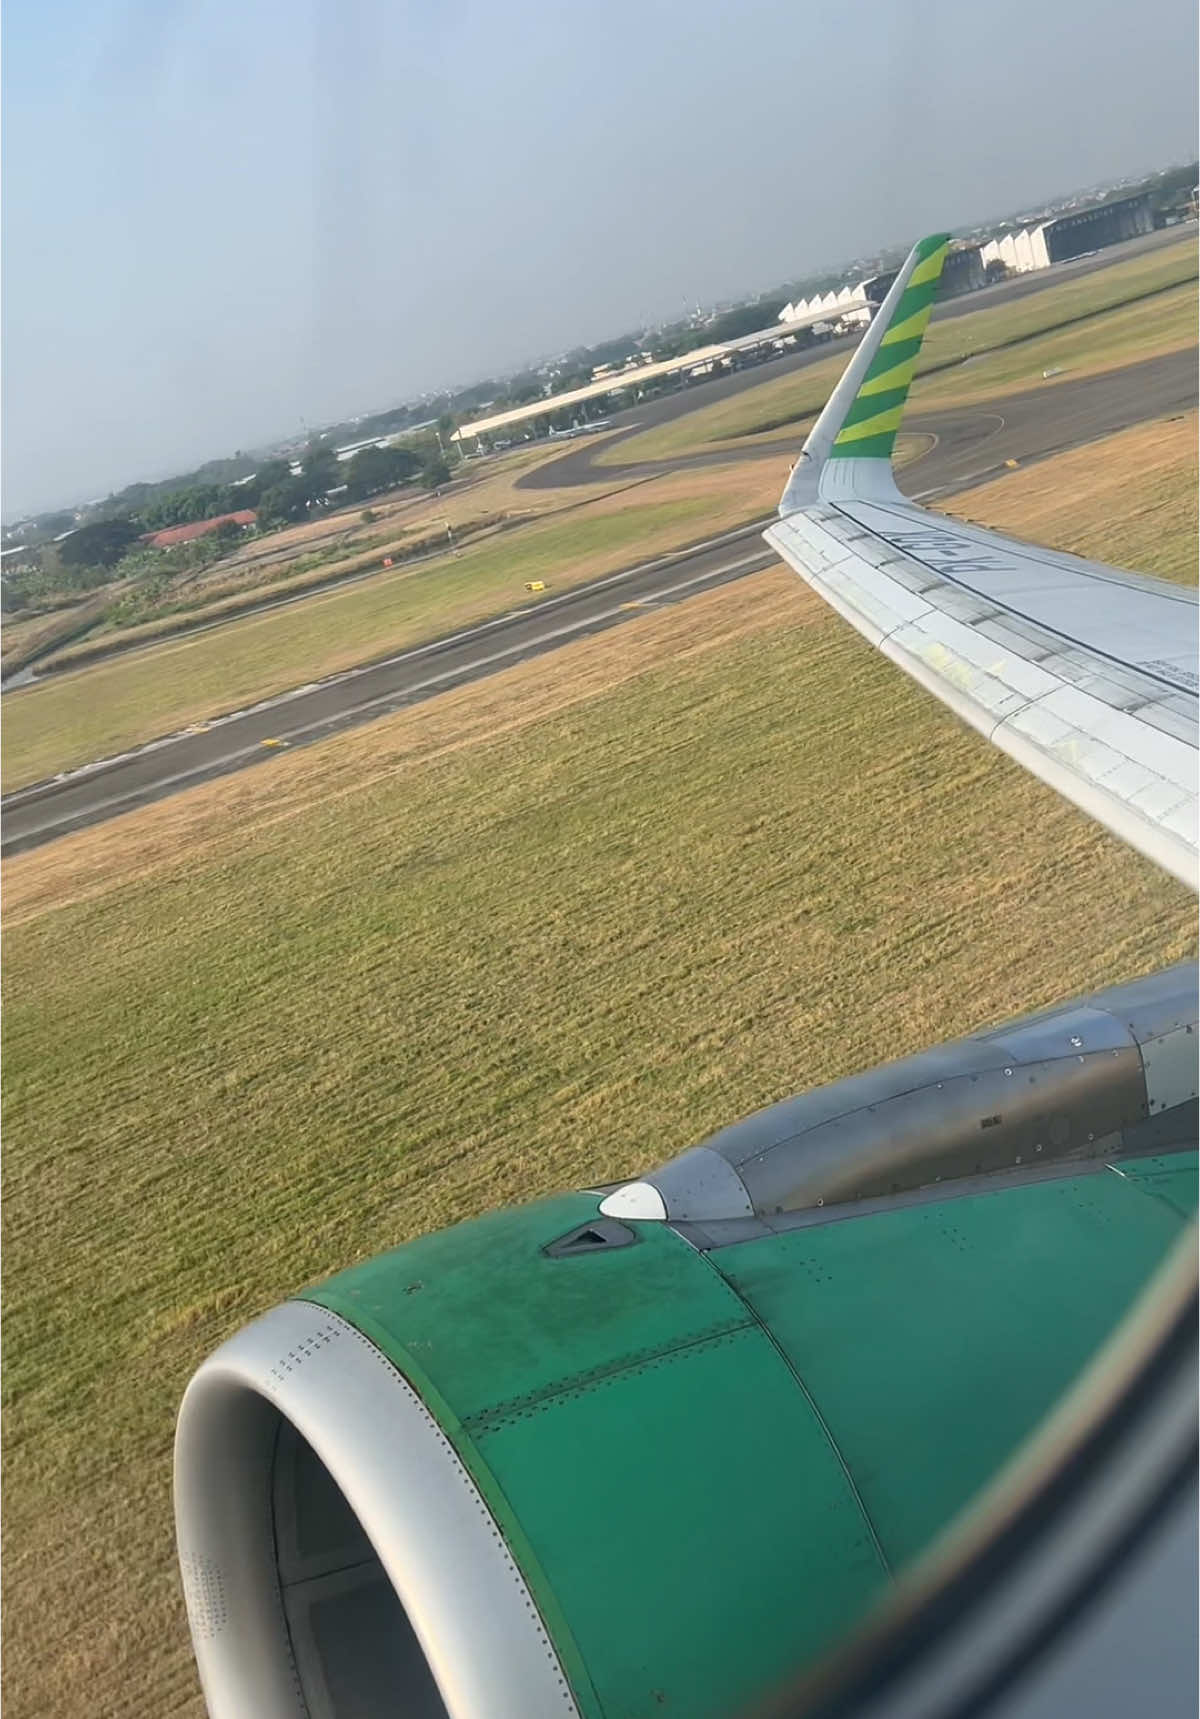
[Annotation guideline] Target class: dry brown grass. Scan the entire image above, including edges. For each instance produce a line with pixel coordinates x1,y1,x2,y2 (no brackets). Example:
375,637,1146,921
31,447,630,672
9,412,1192,931
1,609,88,664
1,586,133,675
208,443,578,567
12,446,632,681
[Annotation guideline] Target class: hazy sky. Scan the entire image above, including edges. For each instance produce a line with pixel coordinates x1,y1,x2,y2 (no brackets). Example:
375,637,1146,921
4,0,1196,516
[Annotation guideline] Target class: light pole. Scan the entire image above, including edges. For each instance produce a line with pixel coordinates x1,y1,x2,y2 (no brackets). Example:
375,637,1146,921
431,517,457,555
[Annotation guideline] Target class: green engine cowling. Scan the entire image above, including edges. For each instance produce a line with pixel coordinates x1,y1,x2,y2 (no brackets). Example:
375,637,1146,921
177,1193,893,1719
174,967,1197,1719
175,1185,1195,1719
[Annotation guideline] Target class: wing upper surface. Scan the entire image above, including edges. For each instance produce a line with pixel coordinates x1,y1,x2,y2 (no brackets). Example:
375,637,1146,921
767,235,1198,890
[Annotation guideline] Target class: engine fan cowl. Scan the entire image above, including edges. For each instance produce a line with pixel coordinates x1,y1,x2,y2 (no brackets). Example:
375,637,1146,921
175,1191,894,1719
174,1295,578,1718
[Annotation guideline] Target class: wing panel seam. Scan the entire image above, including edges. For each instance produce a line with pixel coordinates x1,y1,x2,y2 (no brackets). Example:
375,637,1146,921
828,500,1196,699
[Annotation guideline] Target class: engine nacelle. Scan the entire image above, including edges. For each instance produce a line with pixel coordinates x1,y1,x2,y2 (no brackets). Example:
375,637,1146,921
175,1296,574,1718
175,964,1197,1718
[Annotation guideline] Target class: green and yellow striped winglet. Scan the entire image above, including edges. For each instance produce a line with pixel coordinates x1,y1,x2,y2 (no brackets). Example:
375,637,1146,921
828,232,950,460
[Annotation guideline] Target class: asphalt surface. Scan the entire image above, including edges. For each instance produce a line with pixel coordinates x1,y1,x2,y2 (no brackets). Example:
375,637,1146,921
7,228,1188,692
3,324,1196,858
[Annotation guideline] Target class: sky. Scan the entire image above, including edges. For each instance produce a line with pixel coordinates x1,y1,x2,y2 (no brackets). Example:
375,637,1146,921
3,0,1196,517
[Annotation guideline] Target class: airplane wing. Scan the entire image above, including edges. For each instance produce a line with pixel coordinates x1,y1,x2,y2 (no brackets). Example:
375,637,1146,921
763,234,1199,891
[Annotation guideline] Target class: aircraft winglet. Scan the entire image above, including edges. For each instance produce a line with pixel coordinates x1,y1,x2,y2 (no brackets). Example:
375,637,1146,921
779,232,950,512
766,230,1197,891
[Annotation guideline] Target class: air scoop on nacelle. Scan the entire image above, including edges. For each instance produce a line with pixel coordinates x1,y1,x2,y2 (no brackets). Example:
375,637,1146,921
601,963,1198,1231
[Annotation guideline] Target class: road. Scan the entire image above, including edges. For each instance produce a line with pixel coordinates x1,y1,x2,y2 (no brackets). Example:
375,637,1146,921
3,345,1196,858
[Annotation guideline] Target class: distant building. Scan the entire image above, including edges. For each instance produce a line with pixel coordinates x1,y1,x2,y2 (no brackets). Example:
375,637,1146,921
980,193,1153,275
1041,192,1153,262
942,244,985,295
859,269,899,308
779,282,870,328
145,510,256,549
980,228,1041,275
861,242,985,307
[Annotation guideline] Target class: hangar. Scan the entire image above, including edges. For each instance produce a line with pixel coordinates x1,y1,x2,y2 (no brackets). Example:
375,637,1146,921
779,283,871,328
980,193,1153,275
861,242,986,308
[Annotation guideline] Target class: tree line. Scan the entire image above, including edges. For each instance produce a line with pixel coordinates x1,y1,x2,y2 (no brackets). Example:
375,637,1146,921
1,436,456,606
129,440,431,532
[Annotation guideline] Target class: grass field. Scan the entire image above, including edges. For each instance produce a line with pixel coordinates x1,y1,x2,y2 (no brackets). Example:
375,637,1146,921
60,442,604,637
11,442,634,677
3,421,1196,1719
605,236,1198,465
1,459,789,792
2,446,580,681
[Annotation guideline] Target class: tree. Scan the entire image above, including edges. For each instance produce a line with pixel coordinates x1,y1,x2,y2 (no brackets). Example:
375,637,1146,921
421,455,451,490
299,443,339,502
707,304,779,344
344,443,422,502
138,485,220,530
23,510,77,543
238,459,292,506
257,479,311,527
549,366,591,394
58,517,142,569
392,446,422,483
207,518,247,551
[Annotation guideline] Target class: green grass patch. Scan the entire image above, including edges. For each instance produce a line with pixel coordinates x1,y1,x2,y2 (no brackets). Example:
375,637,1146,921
608,236,1198,464
35,510,520,674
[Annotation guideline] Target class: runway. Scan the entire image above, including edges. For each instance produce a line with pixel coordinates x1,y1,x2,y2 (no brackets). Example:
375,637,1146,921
3,344,1195,858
